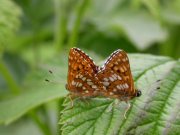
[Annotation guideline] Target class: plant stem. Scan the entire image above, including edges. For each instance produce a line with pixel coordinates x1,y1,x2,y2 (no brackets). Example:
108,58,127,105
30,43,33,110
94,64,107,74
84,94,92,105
29,110,52,135
54,0,70,52
159,26,180,58
67,0,90,49
0,60,20,94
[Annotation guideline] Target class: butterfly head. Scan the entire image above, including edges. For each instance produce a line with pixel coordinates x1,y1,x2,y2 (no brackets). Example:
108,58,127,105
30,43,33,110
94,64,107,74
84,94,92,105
135,89,142,97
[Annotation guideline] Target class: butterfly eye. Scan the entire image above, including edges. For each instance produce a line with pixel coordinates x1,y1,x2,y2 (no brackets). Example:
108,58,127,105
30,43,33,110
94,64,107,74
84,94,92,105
136,90,142,97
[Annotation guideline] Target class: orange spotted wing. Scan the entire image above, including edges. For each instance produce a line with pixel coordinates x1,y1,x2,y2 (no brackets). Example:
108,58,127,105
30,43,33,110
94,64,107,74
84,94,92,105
97,49,141,101
66,47,103,97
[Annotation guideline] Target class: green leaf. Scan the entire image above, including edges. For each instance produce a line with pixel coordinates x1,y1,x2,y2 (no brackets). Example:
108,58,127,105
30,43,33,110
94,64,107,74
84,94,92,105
0,0,21,51
0,84,67,125
0,57,68,125
0,119,42,135
59,54,180,135
140,0,160,18
161,0,180,25
85,0,167,50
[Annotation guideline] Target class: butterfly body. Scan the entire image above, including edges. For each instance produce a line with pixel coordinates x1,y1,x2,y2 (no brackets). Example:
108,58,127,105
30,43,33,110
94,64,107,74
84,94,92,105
66,47,141,101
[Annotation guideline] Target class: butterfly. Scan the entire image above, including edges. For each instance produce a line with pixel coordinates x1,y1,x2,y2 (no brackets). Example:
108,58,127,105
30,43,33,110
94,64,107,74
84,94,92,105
65,47,141,116
65,47,103,99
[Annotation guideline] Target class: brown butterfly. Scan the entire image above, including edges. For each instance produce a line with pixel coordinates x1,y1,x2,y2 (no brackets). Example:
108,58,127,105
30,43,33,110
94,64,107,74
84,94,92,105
65,47,103,99
65,47,141,117
97,49,141,100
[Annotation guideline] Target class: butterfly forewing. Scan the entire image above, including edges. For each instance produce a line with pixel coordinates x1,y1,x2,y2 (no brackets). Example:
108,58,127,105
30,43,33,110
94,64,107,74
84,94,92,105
66,48,102,97
98,49,136,100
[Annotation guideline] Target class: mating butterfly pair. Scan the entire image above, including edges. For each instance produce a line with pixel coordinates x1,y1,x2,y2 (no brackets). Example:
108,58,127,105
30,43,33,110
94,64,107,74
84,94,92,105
66,47,141,103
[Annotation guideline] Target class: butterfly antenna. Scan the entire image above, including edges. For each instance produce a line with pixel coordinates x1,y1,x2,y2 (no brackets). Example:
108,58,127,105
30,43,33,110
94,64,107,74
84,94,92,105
50,70,66,79
156,79,161,82
44,78,65,84
146,79,162,92
154,79,162,90
49,70,53,74
45,79,50,82
45,70,66,84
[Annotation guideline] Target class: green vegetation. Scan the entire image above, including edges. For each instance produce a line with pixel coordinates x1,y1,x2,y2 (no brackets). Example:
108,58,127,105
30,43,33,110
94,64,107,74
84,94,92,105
0,0,179,135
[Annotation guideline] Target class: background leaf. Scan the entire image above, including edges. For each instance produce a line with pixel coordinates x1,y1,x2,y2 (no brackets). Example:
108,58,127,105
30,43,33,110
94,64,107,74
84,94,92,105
0,57,68,125
59,54,180,135
0,0,21,52
0,83,67,125
85,0,167,50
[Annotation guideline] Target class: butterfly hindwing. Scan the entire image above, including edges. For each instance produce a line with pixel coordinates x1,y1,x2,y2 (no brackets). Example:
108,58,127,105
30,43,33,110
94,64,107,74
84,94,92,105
66,48,102,97
98,49,136,100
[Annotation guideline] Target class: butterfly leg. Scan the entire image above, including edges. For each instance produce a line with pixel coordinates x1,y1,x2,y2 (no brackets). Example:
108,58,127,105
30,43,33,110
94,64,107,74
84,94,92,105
124,102,131,119
106,99,118,112
68,93,74,108
79,97,90,106
106,102,113,112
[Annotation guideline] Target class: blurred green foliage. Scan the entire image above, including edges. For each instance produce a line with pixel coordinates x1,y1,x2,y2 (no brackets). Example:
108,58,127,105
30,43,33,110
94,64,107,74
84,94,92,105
0,0,179,135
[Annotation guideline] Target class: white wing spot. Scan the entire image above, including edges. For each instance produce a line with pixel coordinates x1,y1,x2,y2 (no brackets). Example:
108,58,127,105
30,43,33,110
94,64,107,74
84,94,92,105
82,77,86,81
87,81,93,85
123,83,129,89
121,84,125,89
125,83,129,88
72,80,76,86
109,77,114,82
79,74,83,78
85,90,89,93
117,76,122,80
75,82,79,87
102,82,110,86
75,75,79,78
87,79,91,82
77,83,82,87
120,85,124,89
112,74,117,80
117,85,120,89
117,85,123,90
103,78,109,81
114,74,118,77
92,85,97,89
